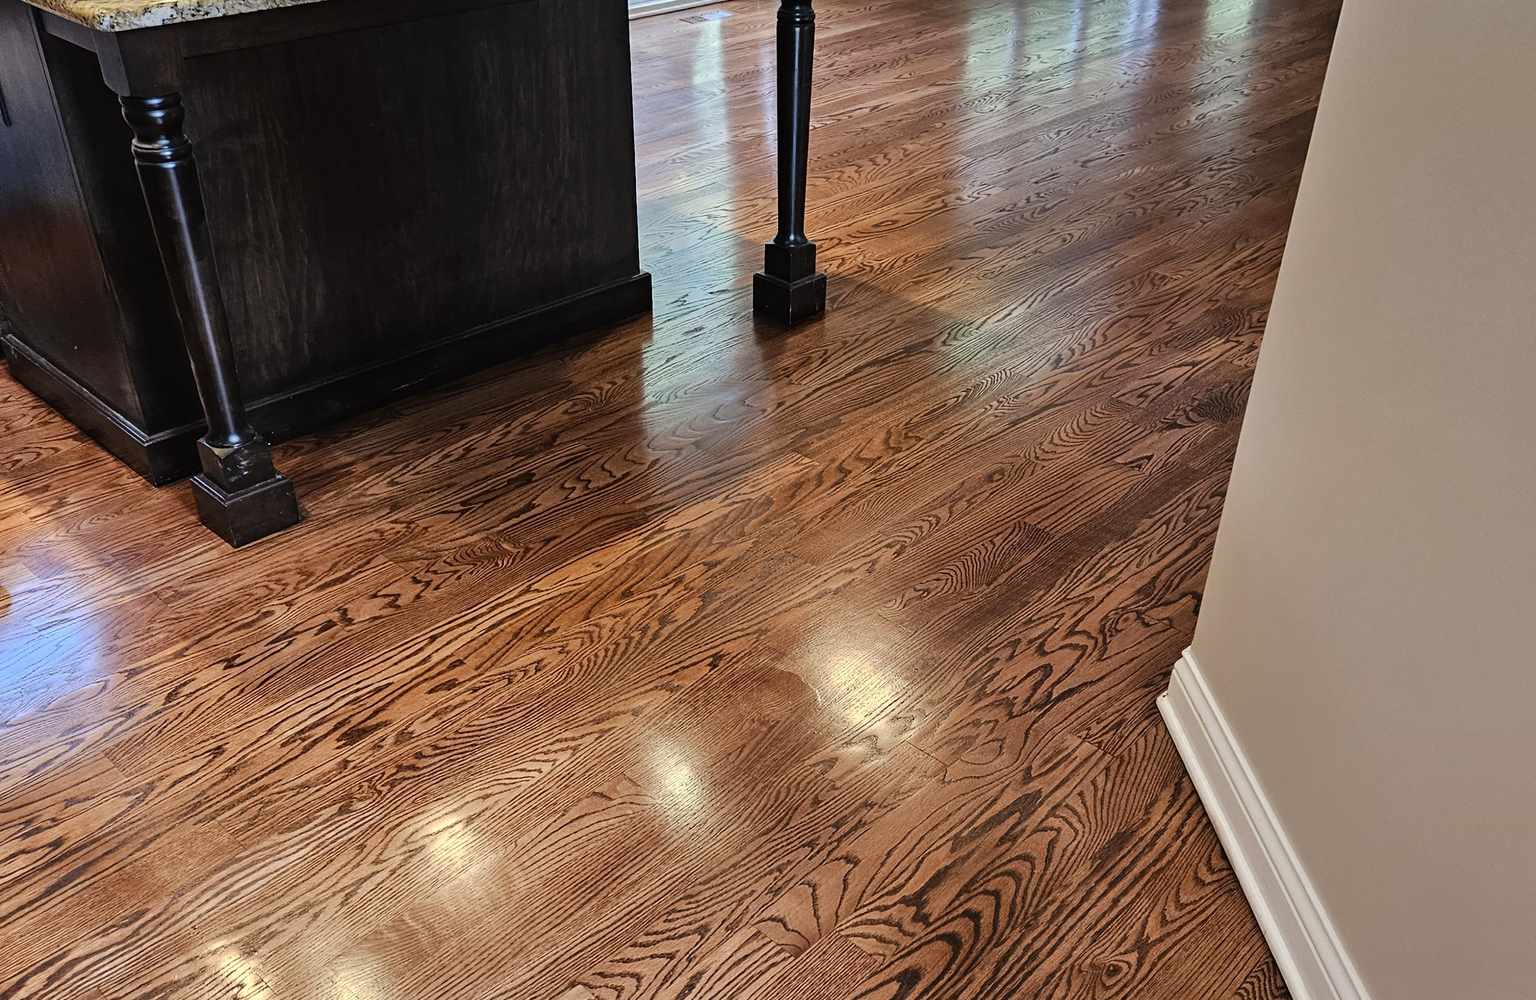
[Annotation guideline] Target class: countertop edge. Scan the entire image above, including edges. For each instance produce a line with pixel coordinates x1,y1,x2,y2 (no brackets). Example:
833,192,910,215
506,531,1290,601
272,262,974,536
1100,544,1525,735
20,0,331,33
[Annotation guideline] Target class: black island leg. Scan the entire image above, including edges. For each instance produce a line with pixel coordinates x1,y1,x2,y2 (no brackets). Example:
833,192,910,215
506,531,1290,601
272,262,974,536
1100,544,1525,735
753,0,827,325
120,94,300,547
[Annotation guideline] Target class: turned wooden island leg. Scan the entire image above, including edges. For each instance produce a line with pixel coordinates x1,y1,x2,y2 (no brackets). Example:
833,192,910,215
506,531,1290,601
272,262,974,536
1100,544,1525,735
753,0,826,325
120,93,300,547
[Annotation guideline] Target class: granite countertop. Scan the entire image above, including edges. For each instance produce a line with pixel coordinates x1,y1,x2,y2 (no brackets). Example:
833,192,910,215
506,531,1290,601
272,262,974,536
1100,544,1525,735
20,0,328,31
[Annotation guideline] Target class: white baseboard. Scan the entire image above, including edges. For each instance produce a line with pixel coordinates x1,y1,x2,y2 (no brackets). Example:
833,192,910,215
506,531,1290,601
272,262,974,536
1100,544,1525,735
1158,649,1371,1000
628,0,728,19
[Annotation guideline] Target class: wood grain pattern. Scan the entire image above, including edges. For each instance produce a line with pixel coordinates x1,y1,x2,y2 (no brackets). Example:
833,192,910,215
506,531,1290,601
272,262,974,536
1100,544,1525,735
0,0,1335,996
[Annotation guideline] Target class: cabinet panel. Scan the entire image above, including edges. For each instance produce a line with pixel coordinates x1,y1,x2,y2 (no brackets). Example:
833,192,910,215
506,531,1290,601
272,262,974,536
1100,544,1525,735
0,0,143,423
184,0,641,399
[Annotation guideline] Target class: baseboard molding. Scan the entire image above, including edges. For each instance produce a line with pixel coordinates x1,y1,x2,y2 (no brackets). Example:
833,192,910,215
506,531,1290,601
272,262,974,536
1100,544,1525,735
1158,649,1371,1000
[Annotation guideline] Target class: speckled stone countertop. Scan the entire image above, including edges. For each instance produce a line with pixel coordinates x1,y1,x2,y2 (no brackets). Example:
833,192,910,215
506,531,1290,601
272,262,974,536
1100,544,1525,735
20,0,328,31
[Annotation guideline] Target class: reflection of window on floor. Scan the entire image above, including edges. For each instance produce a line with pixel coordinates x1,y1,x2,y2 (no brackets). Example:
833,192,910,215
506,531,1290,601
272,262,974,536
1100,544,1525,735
630,0,727,19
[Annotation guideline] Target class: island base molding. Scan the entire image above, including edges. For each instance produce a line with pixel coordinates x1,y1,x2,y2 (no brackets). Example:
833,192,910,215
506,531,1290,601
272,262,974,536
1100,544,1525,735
3,334,191,484
3,272,652,485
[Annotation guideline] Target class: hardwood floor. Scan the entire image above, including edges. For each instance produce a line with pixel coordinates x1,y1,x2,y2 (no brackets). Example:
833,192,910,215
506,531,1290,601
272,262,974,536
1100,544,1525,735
0,0,1338,996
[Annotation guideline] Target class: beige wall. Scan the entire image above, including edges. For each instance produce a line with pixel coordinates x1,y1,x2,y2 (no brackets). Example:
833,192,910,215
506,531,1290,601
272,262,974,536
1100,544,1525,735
1189,0,1536,997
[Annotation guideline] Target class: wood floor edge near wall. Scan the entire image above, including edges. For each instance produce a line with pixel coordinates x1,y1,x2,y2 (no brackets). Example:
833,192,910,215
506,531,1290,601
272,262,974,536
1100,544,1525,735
1159,650,1373,1000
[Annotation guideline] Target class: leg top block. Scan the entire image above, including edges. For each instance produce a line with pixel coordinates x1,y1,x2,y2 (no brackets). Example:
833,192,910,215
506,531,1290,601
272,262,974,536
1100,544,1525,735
763,240,819,282
197,435,277,493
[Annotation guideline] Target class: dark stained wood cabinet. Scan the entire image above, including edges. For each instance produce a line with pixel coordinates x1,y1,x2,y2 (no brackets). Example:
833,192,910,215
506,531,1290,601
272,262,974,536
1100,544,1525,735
0,0,651,486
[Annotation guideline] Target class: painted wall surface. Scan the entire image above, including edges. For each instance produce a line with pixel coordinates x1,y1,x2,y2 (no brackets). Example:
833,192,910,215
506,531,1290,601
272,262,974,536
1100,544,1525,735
1188,0,1536,997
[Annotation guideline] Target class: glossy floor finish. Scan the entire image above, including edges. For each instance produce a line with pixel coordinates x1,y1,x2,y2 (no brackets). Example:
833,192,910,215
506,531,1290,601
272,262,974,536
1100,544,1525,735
0,0,1339,996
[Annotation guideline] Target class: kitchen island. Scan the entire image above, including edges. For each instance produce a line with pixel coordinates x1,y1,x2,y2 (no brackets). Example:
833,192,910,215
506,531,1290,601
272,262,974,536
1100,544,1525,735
0,0,825,545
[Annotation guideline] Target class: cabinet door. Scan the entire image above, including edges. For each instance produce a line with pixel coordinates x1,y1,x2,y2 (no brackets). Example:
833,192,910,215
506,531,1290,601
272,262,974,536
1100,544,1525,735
0,0,142,422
